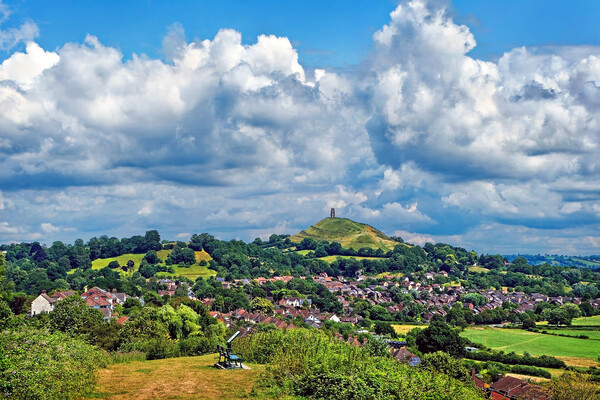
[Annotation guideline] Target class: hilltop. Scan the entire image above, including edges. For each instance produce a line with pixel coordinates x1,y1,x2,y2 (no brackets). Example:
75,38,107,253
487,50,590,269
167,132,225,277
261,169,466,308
290,217,400,252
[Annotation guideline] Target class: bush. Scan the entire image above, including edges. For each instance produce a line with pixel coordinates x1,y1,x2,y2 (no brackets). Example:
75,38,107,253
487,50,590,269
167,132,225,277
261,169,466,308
145,338,180,360
466,349,566,369
107,351,146,364
177,336,220,356
235,329,483,399
0,327,105,400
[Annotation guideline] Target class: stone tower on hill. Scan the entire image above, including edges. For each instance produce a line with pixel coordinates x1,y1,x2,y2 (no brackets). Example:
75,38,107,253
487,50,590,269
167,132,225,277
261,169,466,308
330,208,335,218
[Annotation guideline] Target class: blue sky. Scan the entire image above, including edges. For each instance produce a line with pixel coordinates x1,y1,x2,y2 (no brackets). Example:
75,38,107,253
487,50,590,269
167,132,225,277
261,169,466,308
0,0,599,255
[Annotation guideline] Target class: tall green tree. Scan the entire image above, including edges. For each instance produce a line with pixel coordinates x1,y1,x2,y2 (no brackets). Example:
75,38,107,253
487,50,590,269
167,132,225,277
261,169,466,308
49,296,103,335
416,321,466,357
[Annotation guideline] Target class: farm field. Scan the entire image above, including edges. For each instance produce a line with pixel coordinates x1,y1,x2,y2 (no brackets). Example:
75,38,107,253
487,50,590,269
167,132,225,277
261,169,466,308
85,354,269,400
461,327,600,367
392,324,426,335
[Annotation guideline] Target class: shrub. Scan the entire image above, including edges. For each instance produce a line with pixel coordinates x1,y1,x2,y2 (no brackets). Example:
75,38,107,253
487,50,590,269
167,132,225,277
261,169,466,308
466,349,565,368
0,327,105,400
107,351,146,364
145,338,180,360
177,336,219,356
236,329,483,399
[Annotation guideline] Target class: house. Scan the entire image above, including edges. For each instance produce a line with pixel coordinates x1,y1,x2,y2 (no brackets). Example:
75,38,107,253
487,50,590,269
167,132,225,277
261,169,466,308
483,375,550,400
81,286,126,320
391,347,420,366
30,290,74,316
281,297,312,308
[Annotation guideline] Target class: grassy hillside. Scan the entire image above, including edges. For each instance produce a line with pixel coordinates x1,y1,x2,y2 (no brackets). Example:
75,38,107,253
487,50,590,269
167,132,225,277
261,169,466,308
290,217,400,251
86,250,215,280
85,354,269,400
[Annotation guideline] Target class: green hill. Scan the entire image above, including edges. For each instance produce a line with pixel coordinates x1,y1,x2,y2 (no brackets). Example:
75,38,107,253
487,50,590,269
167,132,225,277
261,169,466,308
290,217,400,251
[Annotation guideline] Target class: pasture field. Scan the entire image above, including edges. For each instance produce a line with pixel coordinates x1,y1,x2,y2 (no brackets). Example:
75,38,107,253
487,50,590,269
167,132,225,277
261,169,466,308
156,264,217,280
461,327,600,366
85,354,269,400
537,315,600,327
572,315,600,326
469,266,489,273
392,324,426,335
85,250,215,279
91,253,148,270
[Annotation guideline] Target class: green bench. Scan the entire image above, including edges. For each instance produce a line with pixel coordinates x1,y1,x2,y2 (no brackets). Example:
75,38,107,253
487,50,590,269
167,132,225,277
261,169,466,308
216,344,244,369
215,331,244,369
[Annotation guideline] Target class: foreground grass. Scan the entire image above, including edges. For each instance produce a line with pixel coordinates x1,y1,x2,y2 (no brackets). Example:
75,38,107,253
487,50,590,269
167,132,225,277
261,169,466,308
85,354,268,400
461,327,600,366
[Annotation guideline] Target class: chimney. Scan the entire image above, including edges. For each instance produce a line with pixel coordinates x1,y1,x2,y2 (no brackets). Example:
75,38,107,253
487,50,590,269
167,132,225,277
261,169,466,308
41,290,46,294
497,374,503,381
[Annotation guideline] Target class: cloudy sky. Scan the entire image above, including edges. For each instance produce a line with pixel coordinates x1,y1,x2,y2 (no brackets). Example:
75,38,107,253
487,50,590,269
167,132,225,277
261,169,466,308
0,0,599,255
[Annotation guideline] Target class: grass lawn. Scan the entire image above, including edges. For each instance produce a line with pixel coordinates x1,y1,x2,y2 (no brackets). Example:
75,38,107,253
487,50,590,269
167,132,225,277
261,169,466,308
392,324,426,335
85,354,271,400
469,266,489,273
461,327,600,367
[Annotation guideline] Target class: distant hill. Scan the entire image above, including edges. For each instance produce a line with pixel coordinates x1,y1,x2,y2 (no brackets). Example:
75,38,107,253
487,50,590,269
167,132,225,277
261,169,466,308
290,217,400,251
505,254,600,269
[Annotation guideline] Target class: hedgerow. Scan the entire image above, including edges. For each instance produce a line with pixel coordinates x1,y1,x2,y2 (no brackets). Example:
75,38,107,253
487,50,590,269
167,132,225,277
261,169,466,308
466,350,565,368
0,327,105,400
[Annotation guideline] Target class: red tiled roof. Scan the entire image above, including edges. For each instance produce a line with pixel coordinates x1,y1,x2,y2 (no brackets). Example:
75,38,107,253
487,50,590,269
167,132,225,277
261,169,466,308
116,316,128,324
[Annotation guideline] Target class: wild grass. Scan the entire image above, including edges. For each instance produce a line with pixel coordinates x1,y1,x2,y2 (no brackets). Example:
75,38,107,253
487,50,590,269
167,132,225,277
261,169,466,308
84,354,269,400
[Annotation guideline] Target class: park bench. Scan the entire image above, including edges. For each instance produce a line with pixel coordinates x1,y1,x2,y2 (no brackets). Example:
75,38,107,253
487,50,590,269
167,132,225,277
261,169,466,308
215,331,244,369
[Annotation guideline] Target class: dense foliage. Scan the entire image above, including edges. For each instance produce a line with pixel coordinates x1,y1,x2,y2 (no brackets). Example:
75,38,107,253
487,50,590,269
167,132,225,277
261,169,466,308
0,327,105,400
235,329,483,399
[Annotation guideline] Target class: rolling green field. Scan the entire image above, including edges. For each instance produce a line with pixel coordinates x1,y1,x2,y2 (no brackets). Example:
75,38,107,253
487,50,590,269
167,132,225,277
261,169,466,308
461,327,600,366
